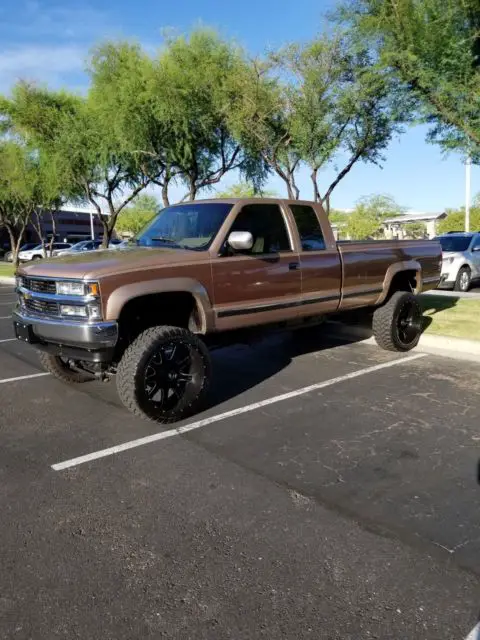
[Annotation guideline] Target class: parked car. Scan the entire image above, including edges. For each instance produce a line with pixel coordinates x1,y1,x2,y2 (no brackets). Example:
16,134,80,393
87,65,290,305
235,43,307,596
14,198,441,424
436,232,480,291
55,240,103,257
4,243,39,262
18,243,73,262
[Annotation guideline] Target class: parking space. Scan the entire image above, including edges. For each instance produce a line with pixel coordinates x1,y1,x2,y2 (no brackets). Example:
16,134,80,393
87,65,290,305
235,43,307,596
0,284,479,639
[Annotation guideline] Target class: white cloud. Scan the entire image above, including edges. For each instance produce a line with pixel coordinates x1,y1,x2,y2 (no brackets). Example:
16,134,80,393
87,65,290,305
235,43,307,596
0,45,86,93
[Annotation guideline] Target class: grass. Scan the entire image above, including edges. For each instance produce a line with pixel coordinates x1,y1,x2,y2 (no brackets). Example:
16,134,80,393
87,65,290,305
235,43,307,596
420,294,480,341
0,263,14,278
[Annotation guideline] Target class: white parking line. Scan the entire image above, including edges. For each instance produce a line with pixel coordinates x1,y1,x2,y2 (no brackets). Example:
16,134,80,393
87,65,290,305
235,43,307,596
52,352,426,471
0,372,49,384
465,623,480,640
0,316,11,319
0,338,15,343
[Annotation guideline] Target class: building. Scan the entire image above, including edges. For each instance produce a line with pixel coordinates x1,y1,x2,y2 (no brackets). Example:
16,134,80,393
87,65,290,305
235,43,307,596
383,211,447,240
0,204,108,251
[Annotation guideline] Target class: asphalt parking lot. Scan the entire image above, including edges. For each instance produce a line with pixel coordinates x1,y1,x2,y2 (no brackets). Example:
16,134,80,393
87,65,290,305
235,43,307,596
0,283,479,639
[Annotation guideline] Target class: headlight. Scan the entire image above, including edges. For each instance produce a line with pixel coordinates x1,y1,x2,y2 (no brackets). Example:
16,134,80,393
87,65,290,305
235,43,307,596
445,257,455,264
60,303,102,319
55,281,99,296
60,305,88,317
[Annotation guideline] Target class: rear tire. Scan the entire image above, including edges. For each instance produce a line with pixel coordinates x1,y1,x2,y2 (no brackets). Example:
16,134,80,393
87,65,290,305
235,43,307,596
116,325,211,424
454,266,471,292
37,351,95,383
372,291,423,352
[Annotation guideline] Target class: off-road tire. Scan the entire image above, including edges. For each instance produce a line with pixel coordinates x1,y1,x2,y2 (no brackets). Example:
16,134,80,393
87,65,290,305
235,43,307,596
37,351,95,383
454,266,471,292
372,291,422,352
116,325,211,424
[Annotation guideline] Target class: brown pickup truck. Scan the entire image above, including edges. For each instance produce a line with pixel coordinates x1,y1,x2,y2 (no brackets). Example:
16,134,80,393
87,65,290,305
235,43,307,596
13,198,441,423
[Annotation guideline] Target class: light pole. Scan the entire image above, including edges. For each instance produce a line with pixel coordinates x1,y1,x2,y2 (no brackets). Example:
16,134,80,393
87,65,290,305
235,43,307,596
90,210,95,240
465,153,472,232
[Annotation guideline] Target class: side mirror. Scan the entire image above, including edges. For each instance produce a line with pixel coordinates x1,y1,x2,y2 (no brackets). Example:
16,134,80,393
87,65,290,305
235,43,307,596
227,231,254,251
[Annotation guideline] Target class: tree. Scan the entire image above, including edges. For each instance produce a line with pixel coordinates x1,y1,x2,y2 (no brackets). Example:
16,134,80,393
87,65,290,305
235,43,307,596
403,221,426,239
345,193,404,239
216,182,277,198
437,208,480,234
1,83,151,247
278,35,404,210
0,141,66,266
116,194,159,236
337,0,480,158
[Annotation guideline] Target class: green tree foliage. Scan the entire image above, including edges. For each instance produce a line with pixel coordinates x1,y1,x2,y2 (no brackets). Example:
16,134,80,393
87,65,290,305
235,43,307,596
89,31,267,205
0,141,66,265
278,34,404,209
437,208,480,234
229,32,403,207
403,221,427,238
216,182,277,198
337,0,480,157
116,194,159,236
345,193,404,239
1,82,150,246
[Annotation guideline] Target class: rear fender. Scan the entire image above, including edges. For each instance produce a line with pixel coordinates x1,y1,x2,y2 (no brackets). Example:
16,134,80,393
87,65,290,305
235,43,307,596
376,261,422,305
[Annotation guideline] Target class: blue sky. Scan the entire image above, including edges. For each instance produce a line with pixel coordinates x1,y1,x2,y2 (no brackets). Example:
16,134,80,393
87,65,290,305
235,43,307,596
1,0,478,212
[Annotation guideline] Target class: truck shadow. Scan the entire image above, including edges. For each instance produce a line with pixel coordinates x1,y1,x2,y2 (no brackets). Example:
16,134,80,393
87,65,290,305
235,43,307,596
206,293,461,410
207,327,375,410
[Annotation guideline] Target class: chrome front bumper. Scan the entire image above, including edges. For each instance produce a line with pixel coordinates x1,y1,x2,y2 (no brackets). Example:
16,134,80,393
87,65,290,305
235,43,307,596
12,307,118,351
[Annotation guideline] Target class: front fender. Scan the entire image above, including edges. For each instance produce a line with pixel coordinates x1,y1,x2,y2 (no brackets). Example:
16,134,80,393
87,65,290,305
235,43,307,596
104,277,214,334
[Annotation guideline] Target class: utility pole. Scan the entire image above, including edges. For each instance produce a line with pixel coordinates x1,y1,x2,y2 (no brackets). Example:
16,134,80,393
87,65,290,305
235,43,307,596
465,153,472,232
90,210,95,240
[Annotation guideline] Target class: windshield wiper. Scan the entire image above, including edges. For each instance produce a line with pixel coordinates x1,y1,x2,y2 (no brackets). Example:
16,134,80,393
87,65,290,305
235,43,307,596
151,236,179,244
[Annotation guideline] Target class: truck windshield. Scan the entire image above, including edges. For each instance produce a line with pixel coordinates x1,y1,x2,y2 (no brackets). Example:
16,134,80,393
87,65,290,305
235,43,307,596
136,203,234,250
438,236,472,252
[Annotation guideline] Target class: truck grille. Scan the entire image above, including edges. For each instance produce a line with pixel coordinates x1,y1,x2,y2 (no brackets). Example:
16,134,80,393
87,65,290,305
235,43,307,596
24,298,59,316
22,278,57,295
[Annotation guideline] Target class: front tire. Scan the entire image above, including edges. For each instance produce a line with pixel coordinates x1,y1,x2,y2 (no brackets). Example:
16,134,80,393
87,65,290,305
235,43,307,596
372,291,423,352
37,352,95,383
454,267,471,292
116,326,211,424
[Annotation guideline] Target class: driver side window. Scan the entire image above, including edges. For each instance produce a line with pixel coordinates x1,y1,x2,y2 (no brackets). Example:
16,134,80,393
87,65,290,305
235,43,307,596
228,204,291,255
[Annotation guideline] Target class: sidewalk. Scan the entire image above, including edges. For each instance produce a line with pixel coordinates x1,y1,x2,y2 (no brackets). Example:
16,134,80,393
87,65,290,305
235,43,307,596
326,321,480,363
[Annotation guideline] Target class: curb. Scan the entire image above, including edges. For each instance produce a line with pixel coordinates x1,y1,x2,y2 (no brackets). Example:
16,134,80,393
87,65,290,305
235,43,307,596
325,321,480,363
0,277,15,285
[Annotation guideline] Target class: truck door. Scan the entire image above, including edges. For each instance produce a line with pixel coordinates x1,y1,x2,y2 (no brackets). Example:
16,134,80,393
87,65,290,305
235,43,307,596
212,203,301,330
288,204,342,316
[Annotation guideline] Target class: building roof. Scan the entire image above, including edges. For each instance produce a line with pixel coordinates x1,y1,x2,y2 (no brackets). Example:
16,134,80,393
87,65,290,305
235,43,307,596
383,211,446,224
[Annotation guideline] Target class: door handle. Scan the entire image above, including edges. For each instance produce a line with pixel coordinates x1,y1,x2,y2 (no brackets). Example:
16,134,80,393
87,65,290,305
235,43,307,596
289,262,300,271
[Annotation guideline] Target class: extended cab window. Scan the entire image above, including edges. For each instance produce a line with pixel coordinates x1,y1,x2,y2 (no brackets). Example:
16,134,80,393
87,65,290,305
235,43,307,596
228,204,291,254
290,205,326,251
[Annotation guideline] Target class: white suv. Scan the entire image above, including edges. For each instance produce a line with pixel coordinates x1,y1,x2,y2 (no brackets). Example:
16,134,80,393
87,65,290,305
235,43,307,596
436,232,480,291
18,242,73,261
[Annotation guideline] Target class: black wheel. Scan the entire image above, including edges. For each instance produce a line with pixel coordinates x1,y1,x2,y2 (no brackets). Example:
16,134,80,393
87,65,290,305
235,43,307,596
31,255,42,260
372,291,423,352
454,267,471,292
116,326,211,423
37,351,96,383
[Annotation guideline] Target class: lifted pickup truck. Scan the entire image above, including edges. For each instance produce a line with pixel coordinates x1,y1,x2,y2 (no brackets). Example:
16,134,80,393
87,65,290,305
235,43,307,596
13,198,441,423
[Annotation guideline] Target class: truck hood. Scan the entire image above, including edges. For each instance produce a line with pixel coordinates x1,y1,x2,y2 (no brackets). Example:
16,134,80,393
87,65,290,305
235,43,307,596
18,246,210,280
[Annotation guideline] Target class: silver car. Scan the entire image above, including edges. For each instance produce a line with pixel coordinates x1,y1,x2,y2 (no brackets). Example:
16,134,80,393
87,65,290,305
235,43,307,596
436,232,480,291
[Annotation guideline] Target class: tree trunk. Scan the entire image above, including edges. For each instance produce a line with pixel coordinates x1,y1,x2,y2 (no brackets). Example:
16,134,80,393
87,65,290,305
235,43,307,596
311,169,321,203
100,217,111,249
7,225,25,269
49,210,57,257
162,180,170,207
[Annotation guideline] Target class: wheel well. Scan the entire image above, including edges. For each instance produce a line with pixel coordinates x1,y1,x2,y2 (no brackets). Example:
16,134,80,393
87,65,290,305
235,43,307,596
387,270,418,297
117,292,202,343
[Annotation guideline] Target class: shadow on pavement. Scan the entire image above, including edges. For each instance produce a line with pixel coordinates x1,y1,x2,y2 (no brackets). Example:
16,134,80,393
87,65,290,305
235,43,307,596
207,326,366,410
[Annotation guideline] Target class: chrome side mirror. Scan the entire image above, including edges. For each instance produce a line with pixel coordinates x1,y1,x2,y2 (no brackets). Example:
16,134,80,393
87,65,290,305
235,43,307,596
227,231,254,251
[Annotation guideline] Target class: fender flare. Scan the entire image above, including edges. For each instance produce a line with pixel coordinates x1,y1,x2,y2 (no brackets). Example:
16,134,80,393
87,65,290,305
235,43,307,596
376,260,422,305
105,277,214,334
